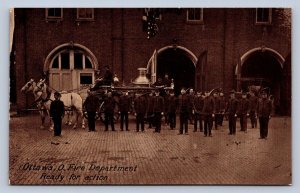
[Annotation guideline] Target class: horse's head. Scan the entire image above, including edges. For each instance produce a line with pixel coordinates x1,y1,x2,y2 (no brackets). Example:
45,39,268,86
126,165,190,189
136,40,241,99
33,79,49,100
34,79,47,93
21,79,36,93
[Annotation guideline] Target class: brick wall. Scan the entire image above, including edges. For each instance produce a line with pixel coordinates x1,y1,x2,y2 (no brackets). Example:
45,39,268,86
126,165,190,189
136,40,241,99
13,8,291,112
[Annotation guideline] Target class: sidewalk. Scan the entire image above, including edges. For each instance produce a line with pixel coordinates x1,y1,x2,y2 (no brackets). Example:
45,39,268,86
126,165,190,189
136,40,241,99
9,115,291,185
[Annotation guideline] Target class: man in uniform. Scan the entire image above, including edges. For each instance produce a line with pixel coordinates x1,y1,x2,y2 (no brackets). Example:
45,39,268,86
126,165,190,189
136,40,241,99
163,90,170,126
50,92,65,136
257,90,272,139
134,94,148,132
178,88,190,135
103,91,116,131
103,65,114,86
167,90,178,130
218,91,226,126
188,89,195,124
146,91,155,129
152,90,164,133
83,90,100,132
162,73,172,87
193,91,204,132
249,91,258,128
153,77,164,87
237,91,250,133
226,90,238,135
119,91,130,131
202,91,215,137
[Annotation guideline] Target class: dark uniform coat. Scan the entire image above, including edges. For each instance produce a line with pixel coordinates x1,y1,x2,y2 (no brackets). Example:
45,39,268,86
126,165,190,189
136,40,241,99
83,94,100,131
257,97,272,138
237,97,250,131
50,99,65,136
119,95,131,112
134,96,148,114
202,96,215,114
50,100,65,118
103,96,116,113
202,95,215,136
168,95,178,113
178,94,190,134
193,96,204,113
237,98,250,115
249,95,259,112
226,98,238,115
219,96,226,112
147,95,154,112
257,98,272,118
178,94,190,113
226,97,239,135
83,94,100,112
213,96,220,113
152,95,164,113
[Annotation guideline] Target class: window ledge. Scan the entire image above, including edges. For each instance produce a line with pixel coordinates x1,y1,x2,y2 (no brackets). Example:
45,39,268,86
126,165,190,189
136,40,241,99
75,18,95,22
255,22,272,26
46,18,63,22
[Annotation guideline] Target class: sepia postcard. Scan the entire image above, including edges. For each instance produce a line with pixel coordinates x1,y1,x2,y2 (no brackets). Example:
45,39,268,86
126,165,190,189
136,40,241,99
9,8,291,185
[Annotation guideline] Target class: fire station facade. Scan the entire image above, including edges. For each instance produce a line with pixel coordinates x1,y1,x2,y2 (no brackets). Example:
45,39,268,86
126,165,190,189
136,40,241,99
11,8,291,115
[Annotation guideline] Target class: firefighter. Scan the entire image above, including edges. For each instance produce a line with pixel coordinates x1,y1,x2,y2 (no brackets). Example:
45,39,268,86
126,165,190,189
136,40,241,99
167,90,178,130
152,90,164,133
237,91,250,133
146,91,155,129
188,89,195,124
178,88,190,135
193,91,204,132
226,90,238,135
218,92,226,126
119,91,130,131
202,91,215,137
134,94,147,132
257,89,273,139
103,91,116,131
50,92,65,136
249,91,258,128
83,90,100,132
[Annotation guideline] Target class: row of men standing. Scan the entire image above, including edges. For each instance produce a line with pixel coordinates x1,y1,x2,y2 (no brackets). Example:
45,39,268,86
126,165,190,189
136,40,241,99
184,88,272,139
83,88,272,139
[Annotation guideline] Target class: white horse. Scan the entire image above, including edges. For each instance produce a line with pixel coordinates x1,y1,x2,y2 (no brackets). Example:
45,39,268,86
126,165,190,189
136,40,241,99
21,79,85,130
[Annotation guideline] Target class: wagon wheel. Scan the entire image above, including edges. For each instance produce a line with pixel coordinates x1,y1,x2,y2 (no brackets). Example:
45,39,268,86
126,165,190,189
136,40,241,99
98,102,120,123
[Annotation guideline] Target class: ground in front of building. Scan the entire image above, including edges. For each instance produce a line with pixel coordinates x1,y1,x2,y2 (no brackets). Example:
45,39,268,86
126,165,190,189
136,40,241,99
9,114,291,185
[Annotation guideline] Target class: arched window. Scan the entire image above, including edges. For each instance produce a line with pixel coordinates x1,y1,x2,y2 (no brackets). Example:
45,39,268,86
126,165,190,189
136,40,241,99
48,47,97,92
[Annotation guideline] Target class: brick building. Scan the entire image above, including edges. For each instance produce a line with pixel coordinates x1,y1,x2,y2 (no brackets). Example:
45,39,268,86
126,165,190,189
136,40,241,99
10,8,291,115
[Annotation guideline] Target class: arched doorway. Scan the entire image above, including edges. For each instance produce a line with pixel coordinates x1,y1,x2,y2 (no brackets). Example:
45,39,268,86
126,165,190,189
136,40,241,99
147,46,197,95
44,43,98,94
240,48,284,114
157,48,195,94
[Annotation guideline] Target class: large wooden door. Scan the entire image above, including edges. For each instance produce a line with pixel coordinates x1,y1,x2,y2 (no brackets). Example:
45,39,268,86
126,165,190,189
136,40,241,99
48,49,95,92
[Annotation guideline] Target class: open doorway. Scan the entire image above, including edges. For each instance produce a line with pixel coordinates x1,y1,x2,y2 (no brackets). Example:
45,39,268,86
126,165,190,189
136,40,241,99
241,49,283,114
156,48,195,95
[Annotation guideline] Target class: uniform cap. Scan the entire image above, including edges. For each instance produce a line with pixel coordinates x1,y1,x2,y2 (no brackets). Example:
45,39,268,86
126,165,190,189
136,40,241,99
54,91,61,97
